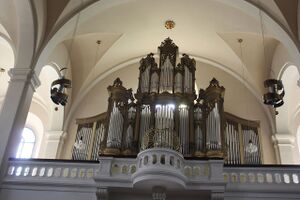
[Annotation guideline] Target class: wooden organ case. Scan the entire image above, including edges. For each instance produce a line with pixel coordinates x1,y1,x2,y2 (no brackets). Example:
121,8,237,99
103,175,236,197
72,38,262,164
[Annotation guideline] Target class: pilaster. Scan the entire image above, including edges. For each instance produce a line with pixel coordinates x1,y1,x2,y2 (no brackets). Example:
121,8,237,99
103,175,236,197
0,68,40,182
41,131,64,158
273,134,298,164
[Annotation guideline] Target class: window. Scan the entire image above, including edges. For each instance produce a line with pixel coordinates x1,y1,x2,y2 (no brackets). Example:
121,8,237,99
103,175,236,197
16,128,36,158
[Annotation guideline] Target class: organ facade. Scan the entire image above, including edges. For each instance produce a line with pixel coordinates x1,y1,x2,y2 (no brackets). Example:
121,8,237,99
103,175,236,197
72,38,262,165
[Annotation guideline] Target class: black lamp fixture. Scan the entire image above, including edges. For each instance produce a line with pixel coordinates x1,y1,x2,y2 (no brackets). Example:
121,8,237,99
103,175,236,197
263,79,285,108
50,68,71,106
50,2,82,106
258,8,285,109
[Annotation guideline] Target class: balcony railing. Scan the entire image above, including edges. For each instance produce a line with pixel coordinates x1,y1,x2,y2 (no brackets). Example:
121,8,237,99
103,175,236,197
2,158,300,197
223,164,300,194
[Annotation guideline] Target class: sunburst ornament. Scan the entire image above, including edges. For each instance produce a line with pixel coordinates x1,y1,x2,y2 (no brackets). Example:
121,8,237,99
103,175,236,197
165,20,175,29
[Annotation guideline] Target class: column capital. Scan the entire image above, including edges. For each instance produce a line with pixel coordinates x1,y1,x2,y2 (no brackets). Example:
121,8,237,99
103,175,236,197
272,134,296,146
45,131,64,140
8,68,41,90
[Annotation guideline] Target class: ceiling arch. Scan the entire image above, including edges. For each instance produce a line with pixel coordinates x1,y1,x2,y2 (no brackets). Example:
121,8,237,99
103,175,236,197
28,0,300,139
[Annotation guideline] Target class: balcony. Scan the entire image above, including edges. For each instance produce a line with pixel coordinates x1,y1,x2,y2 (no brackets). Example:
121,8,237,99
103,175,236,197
1,156,300,200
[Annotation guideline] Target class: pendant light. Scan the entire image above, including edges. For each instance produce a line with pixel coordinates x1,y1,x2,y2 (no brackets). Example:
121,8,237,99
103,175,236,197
50,1,83,106
50,68,71,106
259,8,285,109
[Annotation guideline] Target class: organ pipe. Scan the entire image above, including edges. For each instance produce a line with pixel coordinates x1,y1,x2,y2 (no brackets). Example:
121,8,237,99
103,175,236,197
150,72,159,93
159,56,174,93
174,72,183,93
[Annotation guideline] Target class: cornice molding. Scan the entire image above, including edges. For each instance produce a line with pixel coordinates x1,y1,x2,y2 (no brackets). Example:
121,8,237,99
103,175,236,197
273,134,296,146
8,68,41,90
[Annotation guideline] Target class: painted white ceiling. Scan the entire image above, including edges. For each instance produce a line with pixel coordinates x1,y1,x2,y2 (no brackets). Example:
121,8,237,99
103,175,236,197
53,0,280,103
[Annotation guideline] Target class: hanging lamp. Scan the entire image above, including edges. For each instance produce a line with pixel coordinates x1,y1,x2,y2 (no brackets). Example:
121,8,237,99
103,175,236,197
259,8,285,109
50,68,71,106
50,2,84,106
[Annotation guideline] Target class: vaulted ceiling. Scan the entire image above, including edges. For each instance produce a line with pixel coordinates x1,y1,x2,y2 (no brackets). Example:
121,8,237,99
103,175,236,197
0,0,300,134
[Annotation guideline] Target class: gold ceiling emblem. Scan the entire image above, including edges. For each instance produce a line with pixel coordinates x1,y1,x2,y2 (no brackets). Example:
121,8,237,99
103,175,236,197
165,20,175,29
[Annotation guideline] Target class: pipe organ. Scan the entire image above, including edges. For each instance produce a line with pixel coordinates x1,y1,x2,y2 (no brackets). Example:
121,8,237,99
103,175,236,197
72,38,262,164
72,113,106,160
224,113,262,164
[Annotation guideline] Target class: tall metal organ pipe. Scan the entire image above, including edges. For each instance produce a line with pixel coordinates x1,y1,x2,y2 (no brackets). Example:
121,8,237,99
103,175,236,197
159,57,173,93
141,66,150,93
107,102,124,148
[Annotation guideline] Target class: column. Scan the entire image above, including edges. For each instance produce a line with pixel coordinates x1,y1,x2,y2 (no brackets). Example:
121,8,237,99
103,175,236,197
0,68,40,179
273,134,299,164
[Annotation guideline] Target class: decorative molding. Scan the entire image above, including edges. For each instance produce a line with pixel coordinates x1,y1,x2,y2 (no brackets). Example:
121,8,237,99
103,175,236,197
8,68,41,90
45,131,64,140
273,134,296,146
30,70,41,90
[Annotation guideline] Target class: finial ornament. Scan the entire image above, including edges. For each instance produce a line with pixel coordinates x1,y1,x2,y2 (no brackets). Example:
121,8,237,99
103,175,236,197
165,20,175,29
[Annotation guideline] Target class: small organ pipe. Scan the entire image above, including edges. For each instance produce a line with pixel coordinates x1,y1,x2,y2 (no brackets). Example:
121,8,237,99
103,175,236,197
212,108,215,149
150,73,159,93
210,111,213,149
141,66,150,93
230,125,237,164
159,57,173,93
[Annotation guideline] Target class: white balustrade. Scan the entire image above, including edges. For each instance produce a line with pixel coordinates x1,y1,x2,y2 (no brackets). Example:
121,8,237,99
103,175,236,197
224,166,300,186
183,161,210,179
136,148,184,172
5,159,99,180
110,158,136,176
4,157,300,195
132,148,188,189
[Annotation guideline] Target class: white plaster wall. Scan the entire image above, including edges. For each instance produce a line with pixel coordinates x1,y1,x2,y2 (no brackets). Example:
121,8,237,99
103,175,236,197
62,61,275,163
